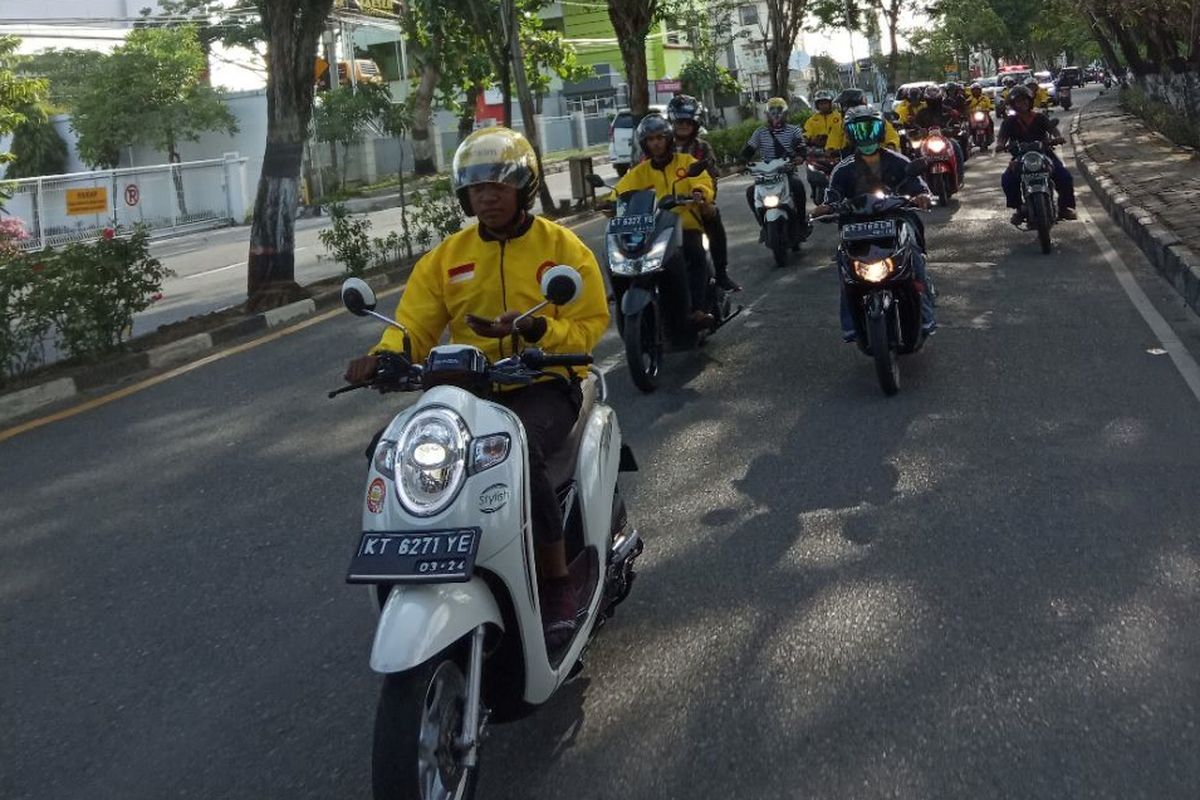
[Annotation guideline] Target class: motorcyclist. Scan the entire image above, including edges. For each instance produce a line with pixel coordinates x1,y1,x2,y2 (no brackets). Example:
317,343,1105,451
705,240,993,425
895,86,924,125
343,127,611,648
828,87,901,154
944,82,968,115
811,107,936,342
615,113,718,331
668,93,739,292
999,76,1017,114
914,84,966,178
803,90,842,148
967,82,996,146
741,96,810,242
995,85,1078,224
1025,76,1051,109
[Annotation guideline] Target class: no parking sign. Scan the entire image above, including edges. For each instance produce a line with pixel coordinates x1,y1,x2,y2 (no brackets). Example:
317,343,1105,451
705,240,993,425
124,184,140,207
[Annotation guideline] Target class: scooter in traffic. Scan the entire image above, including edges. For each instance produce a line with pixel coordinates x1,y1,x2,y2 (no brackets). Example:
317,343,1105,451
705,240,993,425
969,110,993,150
916,127,961,205
747,158,809,269
805,146,839,206
332,270,643,800
813,170,932,396
587,166,739,393
1057,84,1073,110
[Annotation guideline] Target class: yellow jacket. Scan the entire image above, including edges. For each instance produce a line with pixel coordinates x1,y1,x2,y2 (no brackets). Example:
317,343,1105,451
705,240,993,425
827,118,901,153
896,100,923,125
968,94,994,112
613,152,714,232
373,216,610,380
803,110,843,144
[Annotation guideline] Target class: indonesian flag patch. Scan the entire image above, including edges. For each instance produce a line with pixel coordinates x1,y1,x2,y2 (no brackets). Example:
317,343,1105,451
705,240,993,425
448,262,475,284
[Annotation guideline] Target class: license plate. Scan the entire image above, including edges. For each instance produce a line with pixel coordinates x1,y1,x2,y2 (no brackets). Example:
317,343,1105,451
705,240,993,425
841,220,894,241
346,528,481,584
609,214,655,234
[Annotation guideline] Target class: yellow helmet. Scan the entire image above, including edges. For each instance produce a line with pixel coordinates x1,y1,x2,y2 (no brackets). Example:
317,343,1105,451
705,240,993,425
451,127,541,215
766,97,788,117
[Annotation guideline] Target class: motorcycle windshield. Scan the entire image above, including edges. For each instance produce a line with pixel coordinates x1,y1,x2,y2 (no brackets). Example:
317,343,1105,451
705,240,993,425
616,189,657,219
611,189,659,254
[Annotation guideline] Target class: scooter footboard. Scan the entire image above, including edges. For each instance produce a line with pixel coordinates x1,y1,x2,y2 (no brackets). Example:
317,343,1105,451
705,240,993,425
369,577,504,674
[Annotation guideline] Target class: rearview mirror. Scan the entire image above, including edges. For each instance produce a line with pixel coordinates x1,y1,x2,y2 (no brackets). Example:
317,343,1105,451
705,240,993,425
905,158,927,176
1050,117,1061,128
685,160,707,178
341,277,377,316
586,173,607,189
540,265,582,306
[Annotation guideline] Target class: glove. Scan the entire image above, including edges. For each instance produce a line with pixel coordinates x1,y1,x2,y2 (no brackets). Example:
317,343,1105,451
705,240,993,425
374,352,414,387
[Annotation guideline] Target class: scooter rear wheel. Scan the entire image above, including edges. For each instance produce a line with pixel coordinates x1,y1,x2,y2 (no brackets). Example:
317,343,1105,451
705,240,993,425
373,657,479,800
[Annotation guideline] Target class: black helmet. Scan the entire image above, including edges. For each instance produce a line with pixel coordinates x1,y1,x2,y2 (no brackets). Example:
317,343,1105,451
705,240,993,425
843,106,885,155
905,86,922,102
1008,85,1034,106
667,94,700,123
451,127,540,215
923,85,944,102
1002,76,1016,88
636,113,674,153
835,88,865,111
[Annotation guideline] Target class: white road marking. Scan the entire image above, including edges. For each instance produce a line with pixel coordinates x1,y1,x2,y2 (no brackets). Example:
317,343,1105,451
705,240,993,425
184,261,244,280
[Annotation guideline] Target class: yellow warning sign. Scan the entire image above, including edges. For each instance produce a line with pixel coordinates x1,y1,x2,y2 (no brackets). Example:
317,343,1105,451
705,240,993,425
66,188,109,216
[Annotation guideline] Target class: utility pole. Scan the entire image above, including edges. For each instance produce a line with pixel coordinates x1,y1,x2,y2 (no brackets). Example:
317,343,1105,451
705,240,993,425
502,0,556,213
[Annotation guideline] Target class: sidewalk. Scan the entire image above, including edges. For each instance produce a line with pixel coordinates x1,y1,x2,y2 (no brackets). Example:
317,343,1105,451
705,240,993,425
1074,90,1200,313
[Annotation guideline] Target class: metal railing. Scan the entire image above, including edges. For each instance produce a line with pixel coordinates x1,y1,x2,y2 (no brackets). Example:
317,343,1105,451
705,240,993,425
5,155,249,251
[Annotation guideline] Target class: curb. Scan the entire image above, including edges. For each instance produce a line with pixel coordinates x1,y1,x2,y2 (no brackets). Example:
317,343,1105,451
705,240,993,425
1071,108,1200,317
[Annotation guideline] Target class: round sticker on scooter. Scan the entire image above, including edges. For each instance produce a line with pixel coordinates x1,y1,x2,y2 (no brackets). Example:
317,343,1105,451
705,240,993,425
366,478,386,514
479,483,510,514
676,167,688,179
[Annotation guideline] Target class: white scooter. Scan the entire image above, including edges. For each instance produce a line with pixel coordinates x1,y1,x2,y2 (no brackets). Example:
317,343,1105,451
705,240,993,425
333,267,643,800
748,157,806,268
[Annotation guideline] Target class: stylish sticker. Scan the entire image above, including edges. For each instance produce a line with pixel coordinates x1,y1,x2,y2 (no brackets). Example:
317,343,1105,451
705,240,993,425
676,167,688,179
366,478,387,514
448,262,475,284
478,483,510,514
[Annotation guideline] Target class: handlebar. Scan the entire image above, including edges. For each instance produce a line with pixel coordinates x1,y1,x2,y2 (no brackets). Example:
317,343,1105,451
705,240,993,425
523,349,593,368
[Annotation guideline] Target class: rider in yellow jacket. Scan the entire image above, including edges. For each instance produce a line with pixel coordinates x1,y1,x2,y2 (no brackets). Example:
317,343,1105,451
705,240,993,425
967,84,994,113
803,90,842,148
345,128,610,648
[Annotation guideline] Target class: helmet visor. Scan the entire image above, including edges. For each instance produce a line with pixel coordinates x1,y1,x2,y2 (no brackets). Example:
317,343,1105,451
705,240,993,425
453,161,531,192
846,118,885,147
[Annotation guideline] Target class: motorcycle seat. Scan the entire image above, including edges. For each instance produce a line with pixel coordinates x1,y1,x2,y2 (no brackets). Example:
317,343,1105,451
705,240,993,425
546,374,599,490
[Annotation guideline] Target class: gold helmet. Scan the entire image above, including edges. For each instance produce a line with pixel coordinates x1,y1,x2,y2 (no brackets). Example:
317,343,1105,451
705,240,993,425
766,96,788,122
451,127,541,215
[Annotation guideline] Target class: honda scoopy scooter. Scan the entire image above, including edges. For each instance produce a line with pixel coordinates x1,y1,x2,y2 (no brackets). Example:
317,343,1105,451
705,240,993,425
333,268,643,800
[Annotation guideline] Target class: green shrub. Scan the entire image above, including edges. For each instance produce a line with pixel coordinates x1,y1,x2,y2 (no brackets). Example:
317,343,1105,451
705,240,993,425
405,178,463,253
318,202,373,276
1,225,173,381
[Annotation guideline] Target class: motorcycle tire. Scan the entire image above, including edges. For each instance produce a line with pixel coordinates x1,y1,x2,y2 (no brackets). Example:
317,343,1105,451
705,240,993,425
623,308,661,393
373,656,480,800
931,174,950,207
1030,194,1053,254
867,311,900,397
767,219,789,269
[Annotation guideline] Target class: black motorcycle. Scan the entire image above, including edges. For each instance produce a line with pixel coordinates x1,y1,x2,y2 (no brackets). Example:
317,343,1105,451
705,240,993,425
814,179,932,395
588,167,739,392
1010,138,1062,254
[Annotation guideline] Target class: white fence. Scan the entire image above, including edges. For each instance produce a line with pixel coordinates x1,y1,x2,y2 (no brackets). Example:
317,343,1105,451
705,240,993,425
6,154,250,251
437,113,613,165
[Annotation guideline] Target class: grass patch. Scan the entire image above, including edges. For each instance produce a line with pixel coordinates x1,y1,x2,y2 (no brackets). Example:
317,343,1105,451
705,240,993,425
1120,85,1200,149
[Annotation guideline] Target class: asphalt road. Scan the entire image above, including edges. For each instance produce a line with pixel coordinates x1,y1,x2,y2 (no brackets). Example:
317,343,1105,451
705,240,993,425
5,87,1200,799
134,163,618,335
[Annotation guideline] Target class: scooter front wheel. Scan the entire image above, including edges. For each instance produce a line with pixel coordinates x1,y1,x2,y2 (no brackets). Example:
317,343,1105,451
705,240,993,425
1030,194,1053,254
373,657,480,800
623,308,661,393
867,311,900,396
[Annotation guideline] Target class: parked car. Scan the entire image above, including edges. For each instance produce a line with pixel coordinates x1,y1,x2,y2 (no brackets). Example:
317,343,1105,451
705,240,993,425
609,105,667,177
1057,66,1082,88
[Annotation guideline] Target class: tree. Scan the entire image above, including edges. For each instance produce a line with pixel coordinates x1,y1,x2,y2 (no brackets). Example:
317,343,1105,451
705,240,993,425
606,0,662,115
808,53,841,90
763,0,810,97
0,36,49,209
71,27,237,169
312,83,391,191
7,99,67,178
245,0,334,309
873,0,914,89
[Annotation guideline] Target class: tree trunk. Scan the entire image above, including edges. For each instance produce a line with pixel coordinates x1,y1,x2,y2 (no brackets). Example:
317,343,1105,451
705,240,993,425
608,2,654,115
168,141,190,218
886,10,900,91
410,56,440,176
246,0,332,311
500,61,513,128
459,83,481,142
507,0,556,213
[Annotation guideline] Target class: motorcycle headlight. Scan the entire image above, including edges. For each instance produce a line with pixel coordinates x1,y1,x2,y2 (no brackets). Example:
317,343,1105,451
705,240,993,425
607,238,639,276
396,407,468,517
762,194,780,208
926,139,947,153
639,229,673,273
910,139,923,149
973,112,986,122
1022,151,1047,171
853,257,894,283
